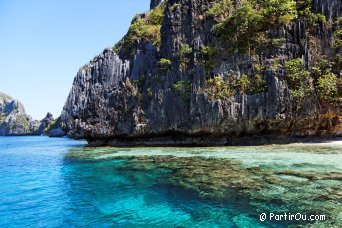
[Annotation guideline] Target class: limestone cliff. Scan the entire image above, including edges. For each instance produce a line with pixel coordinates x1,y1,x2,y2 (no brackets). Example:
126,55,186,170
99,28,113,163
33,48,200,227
0,92,58,136
61,0,341,146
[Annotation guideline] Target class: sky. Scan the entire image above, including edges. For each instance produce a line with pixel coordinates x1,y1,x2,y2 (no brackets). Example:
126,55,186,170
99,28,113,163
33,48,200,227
0,0,150,120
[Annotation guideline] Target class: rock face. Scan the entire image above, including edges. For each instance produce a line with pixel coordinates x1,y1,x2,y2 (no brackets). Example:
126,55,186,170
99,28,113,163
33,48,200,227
34,112,54,135
0,92,61,136
0,92,36,135
62,0,341,146
150,0,165,9
46,117,66,137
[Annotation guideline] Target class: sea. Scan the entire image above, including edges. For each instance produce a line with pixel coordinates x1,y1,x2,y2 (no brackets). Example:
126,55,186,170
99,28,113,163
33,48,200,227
0,136,341,227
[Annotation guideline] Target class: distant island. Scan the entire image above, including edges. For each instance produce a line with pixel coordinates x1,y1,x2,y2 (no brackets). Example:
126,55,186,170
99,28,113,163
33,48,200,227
0,92,65,137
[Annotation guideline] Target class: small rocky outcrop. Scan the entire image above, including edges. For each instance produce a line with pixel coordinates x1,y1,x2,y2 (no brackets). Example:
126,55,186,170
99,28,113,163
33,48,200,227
61,0,341,146
34,112,54,135
46,117,66,137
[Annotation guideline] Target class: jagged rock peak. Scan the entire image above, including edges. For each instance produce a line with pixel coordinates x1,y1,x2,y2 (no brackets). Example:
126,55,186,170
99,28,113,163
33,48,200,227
45,112,54,120
0,92,34,136
150,0,164,9
34,112,55,135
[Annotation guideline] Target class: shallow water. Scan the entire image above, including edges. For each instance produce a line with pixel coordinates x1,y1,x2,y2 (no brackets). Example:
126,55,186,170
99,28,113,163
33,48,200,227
0,137,341,227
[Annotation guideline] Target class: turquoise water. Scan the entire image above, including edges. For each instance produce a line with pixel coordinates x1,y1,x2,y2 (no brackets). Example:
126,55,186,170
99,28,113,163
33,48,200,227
0,137,341,227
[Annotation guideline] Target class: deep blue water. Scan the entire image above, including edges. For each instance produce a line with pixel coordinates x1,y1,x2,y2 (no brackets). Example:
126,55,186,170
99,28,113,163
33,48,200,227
0,137,341,227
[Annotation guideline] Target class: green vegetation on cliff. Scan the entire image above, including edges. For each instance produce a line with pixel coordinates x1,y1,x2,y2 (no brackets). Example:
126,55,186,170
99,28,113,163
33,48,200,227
205,73,268,101
211,0,297,54
205,0,232,22
200,46,216,77
285,58,339,109
179,44,193,70
158,58,172,72
312,60,338,102
333,17,342,50
205,76,234,101
111,0,339,105
62,0,341,145
114,3,165,58
173,80,191,103
285,59,312,109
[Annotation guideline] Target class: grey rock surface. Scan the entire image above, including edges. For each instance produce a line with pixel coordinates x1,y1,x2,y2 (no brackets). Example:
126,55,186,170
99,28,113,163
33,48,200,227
48,127,66,137
0,92,37,135
61,0,341,146
150,0,165,9
34,112,54,135
0,92,60,136
47,117,66,137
